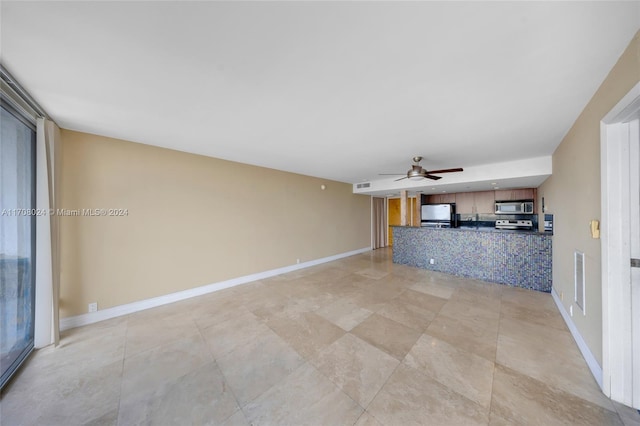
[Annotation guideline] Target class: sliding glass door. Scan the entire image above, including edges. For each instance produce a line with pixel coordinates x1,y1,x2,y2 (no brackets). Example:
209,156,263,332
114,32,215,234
1,101,37,389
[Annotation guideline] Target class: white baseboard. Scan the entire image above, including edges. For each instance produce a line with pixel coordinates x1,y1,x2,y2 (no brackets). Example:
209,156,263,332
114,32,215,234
60,247,372,331
551,287,603,389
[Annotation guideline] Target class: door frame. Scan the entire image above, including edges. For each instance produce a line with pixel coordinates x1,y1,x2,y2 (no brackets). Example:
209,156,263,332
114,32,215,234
601,81,640,407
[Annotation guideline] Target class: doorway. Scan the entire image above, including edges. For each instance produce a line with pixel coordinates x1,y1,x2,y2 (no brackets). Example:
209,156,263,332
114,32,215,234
601,82,640,409
388,198,400,246
387,196,420,246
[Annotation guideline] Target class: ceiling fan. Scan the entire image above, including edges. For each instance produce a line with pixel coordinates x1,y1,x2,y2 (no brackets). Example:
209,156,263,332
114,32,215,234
380,156,464,181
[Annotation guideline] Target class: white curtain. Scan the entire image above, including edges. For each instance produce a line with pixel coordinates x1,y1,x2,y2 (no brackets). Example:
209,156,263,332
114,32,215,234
372,197,387,249
34,118,60,348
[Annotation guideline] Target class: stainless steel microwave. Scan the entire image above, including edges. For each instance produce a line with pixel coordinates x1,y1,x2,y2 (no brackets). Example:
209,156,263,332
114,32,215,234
495,200,534,214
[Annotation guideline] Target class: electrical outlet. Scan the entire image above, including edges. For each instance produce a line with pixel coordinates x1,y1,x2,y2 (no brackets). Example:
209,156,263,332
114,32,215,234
560,291,564,301
429,258,435,265
88,302,98,313
296,258,300,264
569,305,573,317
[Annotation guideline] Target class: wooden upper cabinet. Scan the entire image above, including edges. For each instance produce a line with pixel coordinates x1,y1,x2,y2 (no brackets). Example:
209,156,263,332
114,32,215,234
442,193,456,203
422,188,535,214
495,188,535,201
424,193,455,204
455,192,475,214
455,191,494,214
514,188,535,200
494,189,512,201
474,191,495,214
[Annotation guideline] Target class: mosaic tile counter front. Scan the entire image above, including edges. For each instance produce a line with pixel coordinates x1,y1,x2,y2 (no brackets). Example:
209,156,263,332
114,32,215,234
392,226,552,292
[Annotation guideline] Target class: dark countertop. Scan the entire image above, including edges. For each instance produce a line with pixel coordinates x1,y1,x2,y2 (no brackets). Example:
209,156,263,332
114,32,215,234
391,225,551,236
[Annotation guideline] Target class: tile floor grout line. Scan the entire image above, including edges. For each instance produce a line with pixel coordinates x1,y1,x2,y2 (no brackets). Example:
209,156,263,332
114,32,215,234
362,356,404,426
312,332,398,408
295,358,369,423
400,334,494,419
194,322,247,426
485,291,505,424
486,360,498,425
493,291,504,364
236,359,312,421
114,318,131,426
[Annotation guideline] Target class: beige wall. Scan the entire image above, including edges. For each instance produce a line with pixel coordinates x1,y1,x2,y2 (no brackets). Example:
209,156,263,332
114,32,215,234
59,130,371,317
538,31,640,366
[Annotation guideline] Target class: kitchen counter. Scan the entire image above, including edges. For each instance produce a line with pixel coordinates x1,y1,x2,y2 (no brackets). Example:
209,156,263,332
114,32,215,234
415,225,550,235
391,225,552,292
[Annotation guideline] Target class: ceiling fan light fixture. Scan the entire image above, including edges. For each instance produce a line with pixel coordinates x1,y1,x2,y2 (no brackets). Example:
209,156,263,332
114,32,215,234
407,169,426,180
380,156,463,181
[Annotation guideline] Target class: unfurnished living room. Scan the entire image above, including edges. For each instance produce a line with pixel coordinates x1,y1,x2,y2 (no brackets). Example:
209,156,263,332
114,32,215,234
1,1,640,425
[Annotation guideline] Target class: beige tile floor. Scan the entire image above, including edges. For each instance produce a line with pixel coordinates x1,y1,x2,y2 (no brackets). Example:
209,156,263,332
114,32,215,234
2,248,640,425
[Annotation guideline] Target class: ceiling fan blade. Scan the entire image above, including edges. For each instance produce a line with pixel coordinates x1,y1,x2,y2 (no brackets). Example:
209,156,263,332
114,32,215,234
394,176,408,181
379,173,404,176
425,168,463,174
425,175,443,180
425,168,464,174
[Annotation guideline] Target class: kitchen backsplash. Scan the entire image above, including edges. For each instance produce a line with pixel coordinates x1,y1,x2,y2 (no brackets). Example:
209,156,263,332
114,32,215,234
457,213,539,230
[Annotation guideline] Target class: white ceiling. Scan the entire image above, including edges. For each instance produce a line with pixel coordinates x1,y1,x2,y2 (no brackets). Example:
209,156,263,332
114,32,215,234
2,1,639,191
